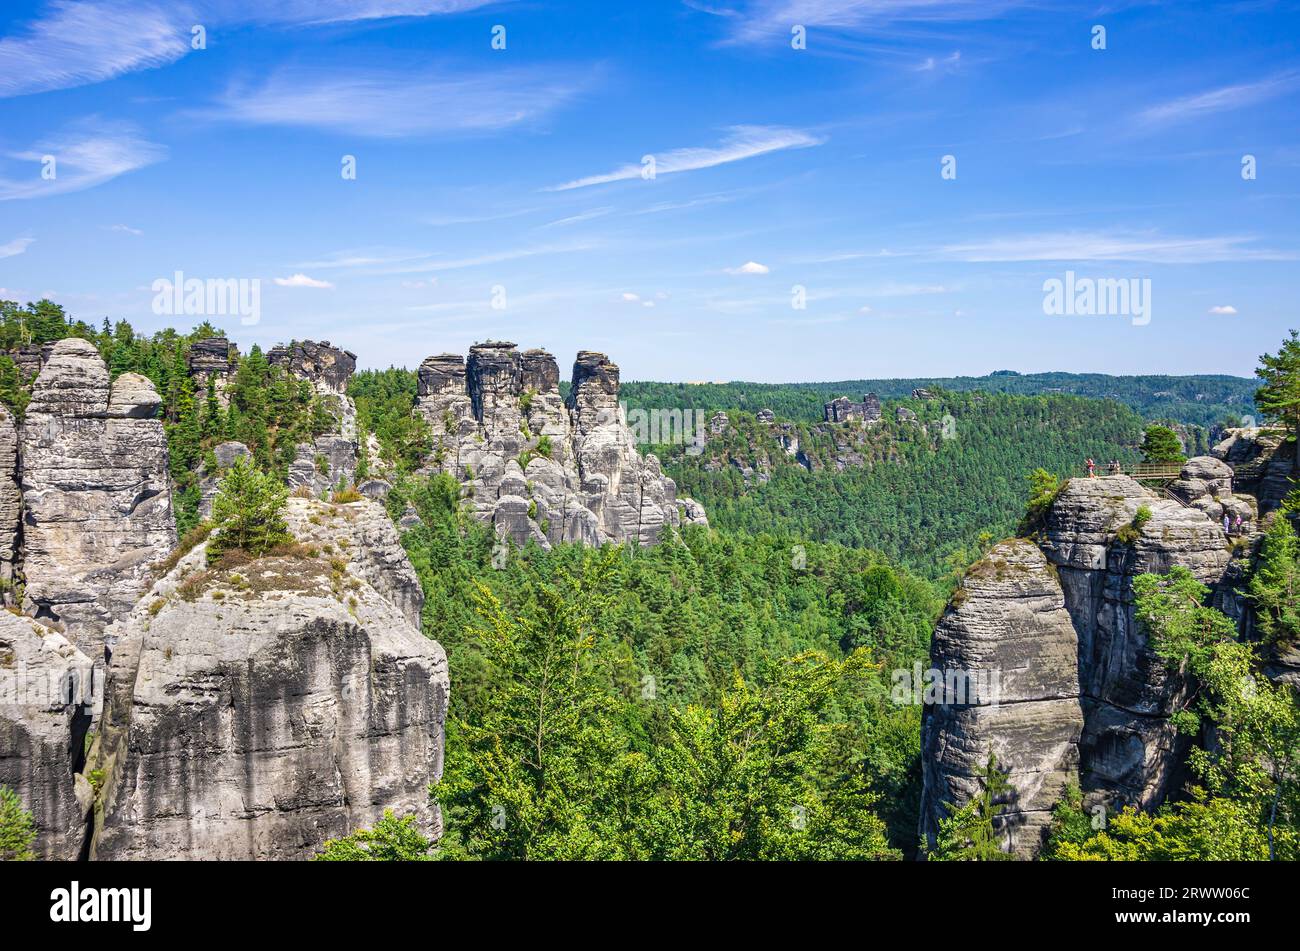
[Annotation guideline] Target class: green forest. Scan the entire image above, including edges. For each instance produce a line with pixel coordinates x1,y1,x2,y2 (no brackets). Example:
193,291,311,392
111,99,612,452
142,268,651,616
619,369,1256,429
1,297,1297,862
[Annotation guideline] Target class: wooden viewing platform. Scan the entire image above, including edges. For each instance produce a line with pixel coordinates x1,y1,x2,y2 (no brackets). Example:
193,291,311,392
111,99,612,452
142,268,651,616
1080,462,1184,480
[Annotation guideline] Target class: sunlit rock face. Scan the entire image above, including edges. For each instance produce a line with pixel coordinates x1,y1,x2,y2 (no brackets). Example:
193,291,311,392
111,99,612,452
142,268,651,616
20,339,176,655
88,498,447,861
414,342,706,549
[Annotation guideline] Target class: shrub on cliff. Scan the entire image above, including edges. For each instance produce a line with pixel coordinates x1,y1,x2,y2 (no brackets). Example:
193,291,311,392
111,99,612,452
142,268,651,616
0,785,35,861
209,456,291,559
1017,468,1064,535
314,811,432,861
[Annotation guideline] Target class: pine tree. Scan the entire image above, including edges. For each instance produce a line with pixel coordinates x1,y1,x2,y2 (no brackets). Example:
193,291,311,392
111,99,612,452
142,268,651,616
931,752,1014,860
1140,424,1185,464
1256,329,1300,469
209,456,291,558
1248,516,1300,643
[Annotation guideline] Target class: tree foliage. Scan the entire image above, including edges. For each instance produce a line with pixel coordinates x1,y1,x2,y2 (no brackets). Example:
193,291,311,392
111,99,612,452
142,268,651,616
208,456,291,558
314,811,433,861
0,785,35,862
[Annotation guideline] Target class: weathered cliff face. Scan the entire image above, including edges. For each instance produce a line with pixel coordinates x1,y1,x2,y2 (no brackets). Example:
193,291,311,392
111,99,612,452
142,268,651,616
922,472,1237,857
415,342,706,549
1212,426,1294,515
268,339,357,396
88,497,447,860
19,339,177,653
0,611,97,859
0,407,20,600
186,336,238,407
920,540,1084,857
273,340,360,497
1040,475,1229,813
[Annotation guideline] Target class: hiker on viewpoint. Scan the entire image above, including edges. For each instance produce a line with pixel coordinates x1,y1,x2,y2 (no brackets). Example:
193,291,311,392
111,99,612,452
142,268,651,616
1086,458,1096,478
1235,513,1243,535
1224,513,1231,534
1109,460,1121,474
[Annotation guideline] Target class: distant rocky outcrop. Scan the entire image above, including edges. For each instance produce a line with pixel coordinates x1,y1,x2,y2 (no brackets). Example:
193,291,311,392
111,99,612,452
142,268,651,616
272,340,360,497
186,336,238,407
87,497,447,860
0,611,97,859
922,472,1235,857
824,393,881,424
415,342,706,549
268,339,356,396
20,339,176,653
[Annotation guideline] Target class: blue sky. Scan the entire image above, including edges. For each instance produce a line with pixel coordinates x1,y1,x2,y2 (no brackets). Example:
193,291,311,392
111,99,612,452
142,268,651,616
0,0,1297,381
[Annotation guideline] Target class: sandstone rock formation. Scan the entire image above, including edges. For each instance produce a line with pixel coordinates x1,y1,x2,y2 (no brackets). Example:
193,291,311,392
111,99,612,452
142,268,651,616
0,610,97,859
415,342,706,549
196,440,252,519
268,339,356,395
88,497,447,860
1212,426,1294,515
824,393,882,424
20,339,176,653
920,540,1084,857
922,474,1234,856
0,407,20,600
186,336,238,407
271,340,360,497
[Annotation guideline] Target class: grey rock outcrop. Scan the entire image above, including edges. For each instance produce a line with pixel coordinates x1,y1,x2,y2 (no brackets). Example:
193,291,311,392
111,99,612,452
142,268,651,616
0,407,20,599
1212,426,1294,515
268,340,356,396
282,496,423,629
272,340,360,495
415,343,705,549
196,440,251,519
88,497,447,860
824,393,882,424
920,540,1084,857
186,337,237,407
922,474,1234,857
20,339,176,652
0,611,97,859
1041,476,1227,811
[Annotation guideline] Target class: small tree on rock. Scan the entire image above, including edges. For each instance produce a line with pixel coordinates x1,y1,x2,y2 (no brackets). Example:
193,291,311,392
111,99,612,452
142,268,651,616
209,455,291,558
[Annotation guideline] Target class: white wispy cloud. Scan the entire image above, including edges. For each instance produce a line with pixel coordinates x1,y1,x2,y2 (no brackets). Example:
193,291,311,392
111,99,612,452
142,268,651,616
548,126,823,191
274,273,334,288
1208,305,1238,315
107,223,143,235
0,1,188,99
538,207,614,228
1139,72,1299,124
703,0,1029,45
938,231,1296,264
1,119,165,200
208,65,582,137
0,1,505,99
726,260,770,274
0,237,35,258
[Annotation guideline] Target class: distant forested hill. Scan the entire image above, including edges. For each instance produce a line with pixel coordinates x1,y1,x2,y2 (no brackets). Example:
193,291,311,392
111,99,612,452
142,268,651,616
621,370,1255,429
657,391,1146,581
